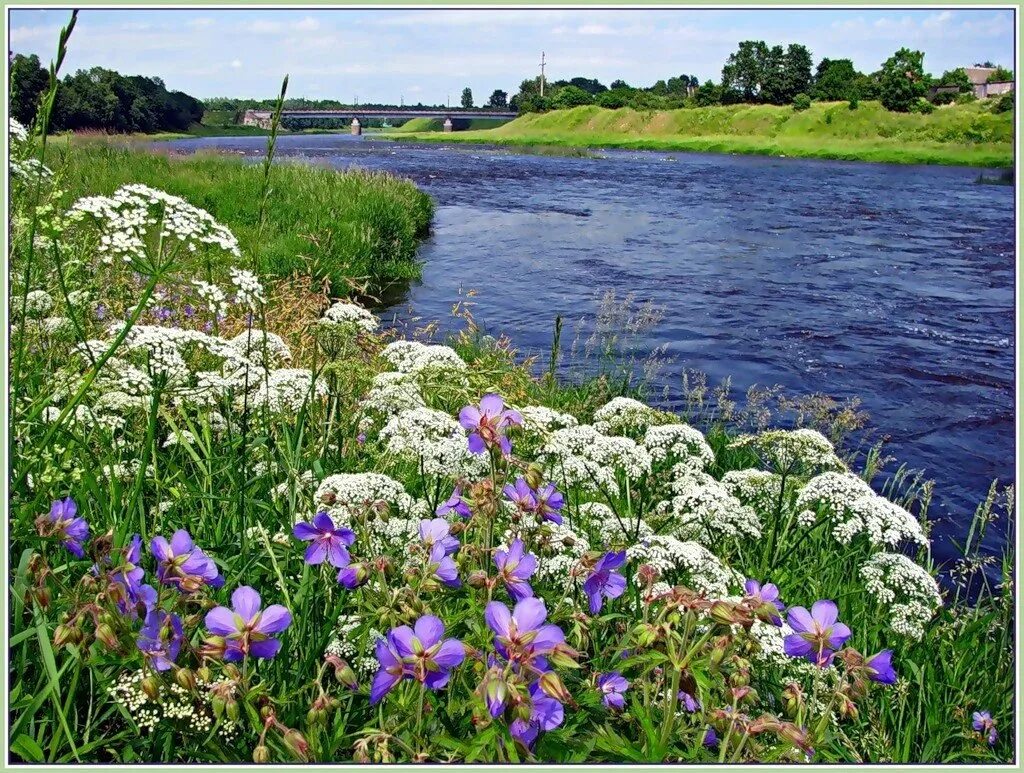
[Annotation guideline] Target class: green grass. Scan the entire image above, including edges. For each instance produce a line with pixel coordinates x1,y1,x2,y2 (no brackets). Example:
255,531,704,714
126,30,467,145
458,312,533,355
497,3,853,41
50,143,433,294
397,101,1014,167
388,117,514,133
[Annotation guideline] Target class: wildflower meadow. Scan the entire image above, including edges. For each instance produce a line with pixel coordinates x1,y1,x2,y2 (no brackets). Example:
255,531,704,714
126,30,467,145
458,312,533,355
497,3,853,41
6,19,1015,765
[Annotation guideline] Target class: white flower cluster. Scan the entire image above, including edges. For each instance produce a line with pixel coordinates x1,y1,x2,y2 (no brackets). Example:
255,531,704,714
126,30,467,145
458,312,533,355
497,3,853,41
192,280,229,317
23,289,54,318
379,406,489,478
108,669,234,738
541,425,652,491
325,613,363,660
229,268,265,309
656,468,762,543
249,368,328,414
10,157,53,181
519,405,579,440
721,468,784,512
643,423,716,472
359,372,426,429
730,428,844,473
796,472,927,547
9,118,28,143
312,473,427,554
588,501,654,546
593,397,667,436
68,184,240,264
626,535,738,598
380,340,467,375
320,301,379,333
860,552,942,640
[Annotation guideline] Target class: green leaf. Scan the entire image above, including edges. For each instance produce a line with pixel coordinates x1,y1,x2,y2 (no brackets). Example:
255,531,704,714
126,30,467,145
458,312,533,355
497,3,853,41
11,734,44,763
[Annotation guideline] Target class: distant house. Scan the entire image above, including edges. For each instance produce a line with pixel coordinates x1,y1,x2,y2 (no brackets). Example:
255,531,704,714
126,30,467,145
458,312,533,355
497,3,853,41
964,66,1014,99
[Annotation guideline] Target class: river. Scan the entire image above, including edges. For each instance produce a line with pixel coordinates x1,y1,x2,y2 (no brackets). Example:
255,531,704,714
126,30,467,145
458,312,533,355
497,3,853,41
162,134,1015,571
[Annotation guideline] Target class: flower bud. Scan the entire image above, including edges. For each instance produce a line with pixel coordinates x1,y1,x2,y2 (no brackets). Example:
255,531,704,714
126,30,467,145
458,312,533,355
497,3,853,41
709,635,730,668
211,695,226,718
448,521,466,536
514,701,533,722
95,623,119,651
467,570,488,589
34,586,51,609
524,464,545,491
837,692,858,720
53,623,74,648
223,664,242,681
226,697,240,722
538,671,572,704
709,601,741,626
197,666,212,683
141,675,161,701
320,491,337,506
637,563,660,587
175,668,197,691
252,745,271,764
283,729,310,761
334,660,358,690
547,643,581,669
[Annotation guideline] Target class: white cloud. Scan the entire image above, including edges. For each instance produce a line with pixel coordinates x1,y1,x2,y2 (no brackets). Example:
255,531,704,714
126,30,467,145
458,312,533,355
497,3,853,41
230,59,242,69
292,16,320,32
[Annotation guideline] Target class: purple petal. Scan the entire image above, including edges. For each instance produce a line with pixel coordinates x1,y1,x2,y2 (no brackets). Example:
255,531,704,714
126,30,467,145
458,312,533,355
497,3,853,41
811,599,839,628
512,597,547,632
312,511,335,532
479,393,505,416
485,601,512,637
249,638,283,659
305,540,328,565
786,606,814,634
828,622,852,650
467,433,486,454
255,605,292,635
205,606,238,636
231,586,262,622
783,633,813,658
389,626,417,658
150,535,172,561
326,542,351,568
604,572,627,600
432,638,465,669
293,522,318,541
370,669,401,704
458,405,482,430
375,638,400,669
414,616,445,649
169,529,193,556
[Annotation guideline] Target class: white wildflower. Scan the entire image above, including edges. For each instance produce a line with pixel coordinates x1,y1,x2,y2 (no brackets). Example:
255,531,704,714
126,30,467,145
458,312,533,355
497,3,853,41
541,424,652,491
860,553,942,640
730,428,844,473
593,396,667,436
320,301,379,333
379,406,489,478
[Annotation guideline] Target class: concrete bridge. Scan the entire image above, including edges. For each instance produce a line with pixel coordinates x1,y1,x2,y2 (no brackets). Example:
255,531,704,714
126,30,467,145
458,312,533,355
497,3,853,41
242,108,517,134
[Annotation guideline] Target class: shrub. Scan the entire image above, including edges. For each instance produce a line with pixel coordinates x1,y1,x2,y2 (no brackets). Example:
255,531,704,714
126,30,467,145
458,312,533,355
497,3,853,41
792,93,811,111
994,91,1014,113
848,97,859,110
909,98,936,114
955,91,978,104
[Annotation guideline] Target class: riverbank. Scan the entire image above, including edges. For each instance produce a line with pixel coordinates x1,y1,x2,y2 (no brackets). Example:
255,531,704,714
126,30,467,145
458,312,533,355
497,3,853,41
53,143,433,292
392,100,1015,167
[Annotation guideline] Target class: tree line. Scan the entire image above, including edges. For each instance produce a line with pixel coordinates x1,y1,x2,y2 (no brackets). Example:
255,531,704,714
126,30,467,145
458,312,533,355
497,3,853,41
509,42,1014,115
10,54,204,133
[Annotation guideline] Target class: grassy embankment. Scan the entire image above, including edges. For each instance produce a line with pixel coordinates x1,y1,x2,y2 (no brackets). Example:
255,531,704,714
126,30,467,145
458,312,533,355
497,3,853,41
395,101,1014,167
390,116,513,133
51,143,433,294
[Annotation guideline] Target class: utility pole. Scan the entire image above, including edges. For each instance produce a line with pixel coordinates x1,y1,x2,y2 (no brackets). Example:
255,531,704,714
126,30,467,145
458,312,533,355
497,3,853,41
539,51,546,97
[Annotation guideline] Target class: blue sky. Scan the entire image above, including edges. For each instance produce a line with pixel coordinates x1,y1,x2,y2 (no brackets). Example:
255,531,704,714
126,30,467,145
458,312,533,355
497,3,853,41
8,8,1016,103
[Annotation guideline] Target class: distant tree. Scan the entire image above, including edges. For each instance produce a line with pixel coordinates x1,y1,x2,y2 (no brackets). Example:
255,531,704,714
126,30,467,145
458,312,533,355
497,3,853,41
550,85,593,109
722,40,771,103
609,79,631,90
974,61,997,69
937,68,972,93
812,58,858,101
595,90,630,109
792,93,811,111
694,79,722,106
987,66,1014,83
9,54,49,126
485,89,508,109
781,44,813,102
853,71,881,101
567,77,607,95
461,87,473,109
880,47,927,112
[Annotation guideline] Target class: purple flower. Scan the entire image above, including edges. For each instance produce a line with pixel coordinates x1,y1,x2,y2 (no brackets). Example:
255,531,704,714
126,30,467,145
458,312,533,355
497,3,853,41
509,681,564,749
107,534,156,616
338,562,368,589
783,600,851,667
436,487,471,519
485,598,565,670
292,512,355,568
419,518,459,555
42,497,89,558
459,393,522,456
533,483,564,525
744,578,784,625
94,303,106,320
356,433,366,446
703,727,719,748
744,578,784,611
679,691,701,712
494,539,537,602
865,649,897,685
151,529,223,592
204,586,292,661
428,542,461,588
503,478,537,511
597,672,629,709
136,610,183,671
583,551,627,615
370,615,464,704
973,711,997,746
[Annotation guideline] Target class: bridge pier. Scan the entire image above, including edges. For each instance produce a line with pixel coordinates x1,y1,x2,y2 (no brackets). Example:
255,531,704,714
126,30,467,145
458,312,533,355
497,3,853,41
443,117,454,133
350,117,362,136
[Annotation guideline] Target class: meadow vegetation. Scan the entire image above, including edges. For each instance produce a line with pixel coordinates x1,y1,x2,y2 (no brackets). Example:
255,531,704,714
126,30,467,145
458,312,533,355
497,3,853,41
7,107,1015,764
396,101,1015,167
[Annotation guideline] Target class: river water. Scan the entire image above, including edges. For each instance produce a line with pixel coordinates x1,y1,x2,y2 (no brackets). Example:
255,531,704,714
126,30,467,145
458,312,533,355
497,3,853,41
164,134,1016,569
